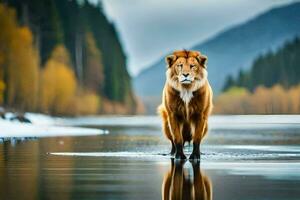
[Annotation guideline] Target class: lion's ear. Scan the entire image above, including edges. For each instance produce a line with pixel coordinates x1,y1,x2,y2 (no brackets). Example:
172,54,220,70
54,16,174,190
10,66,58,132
165,55,177,67
196,54,208,68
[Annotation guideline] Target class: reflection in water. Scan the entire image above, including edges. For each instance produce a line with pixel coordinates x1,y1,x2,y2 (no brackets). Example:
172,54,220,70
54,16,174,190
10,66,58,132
1,119,300,200
162,159,212,200
0,139,75,200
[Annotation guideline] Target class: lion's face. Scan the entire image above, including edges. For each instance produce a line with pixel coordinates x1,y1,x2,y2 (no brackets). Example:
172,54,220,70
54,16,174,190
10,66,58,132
166,50,208,91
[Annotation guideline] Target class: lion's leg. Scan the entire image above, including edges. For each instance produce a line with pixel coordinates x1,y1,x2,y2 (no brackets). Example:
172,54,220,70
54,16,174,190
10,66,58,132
168,114,186,160
163,120,175,155
159,107,176,155
190,116,208,160
170,141,176,155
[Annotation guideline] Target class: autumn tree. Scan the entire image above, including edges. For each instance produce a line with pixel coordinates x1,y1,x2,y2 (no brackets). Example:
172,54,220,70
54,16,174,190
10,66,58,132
0,4,39,110
215,84,300,114
0,80,5,104
39,45,76,115
66,90,100,115
1,1,139,115
214,87,250,114
287,85,300,113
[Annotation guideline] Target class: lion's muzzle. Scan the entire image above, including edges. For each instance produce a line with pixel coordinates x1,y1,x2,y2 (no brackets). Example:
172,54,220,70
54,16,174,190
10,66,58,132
179,74,193,84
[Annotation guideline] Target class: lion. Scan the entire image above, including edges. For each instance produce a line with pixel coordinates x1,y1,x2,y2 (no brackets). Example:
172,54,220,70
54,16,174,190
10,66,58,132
158,50,213,160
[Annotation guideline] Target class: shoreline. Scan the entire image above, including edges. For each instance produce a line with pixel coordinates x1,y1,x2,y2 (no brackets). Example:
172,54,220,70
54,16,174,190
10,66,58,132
0,112,108,140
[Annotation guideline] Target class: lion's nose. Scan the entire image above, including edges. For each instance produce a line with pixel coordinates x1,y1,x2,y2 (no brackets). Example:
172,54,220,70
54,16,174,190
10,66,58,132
182,73,190,77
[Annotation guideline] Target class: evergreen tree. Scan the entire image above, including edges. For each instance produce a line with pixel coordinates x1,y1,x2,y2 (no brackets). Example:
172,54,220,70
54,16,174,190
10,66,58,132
223,37,300,92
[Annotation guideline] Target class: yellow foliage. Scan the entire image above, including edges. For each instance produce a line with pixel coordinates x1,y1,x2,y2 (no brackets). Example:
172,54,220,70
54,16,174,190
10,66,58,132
49,45,72,67
214,85,300,114
287,86,300,114
0,4,39,110
9,27,39,109
39,45,103,116
0,4,104,115
0,5,16,52
40,46,77,115
67,90,100,115
214,87,250,114
0,4,133,115
0,80,5,104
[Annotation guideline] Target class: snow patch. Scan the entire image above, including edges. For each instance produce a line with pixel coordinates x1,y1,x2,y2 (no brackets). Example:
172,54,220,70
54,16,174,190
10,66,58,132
0,116,108,138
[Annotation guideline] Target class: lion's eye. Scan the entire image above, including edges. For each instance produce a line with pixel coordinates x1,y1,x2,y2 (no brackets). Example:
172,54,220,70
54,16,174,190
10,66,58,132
178,64,183,68
190,65,195,69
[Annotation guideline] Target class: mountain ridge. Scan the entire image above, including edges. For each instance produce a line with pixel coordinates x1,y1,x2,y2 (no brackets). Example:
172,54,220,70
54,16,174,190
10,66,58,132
134,2,300,102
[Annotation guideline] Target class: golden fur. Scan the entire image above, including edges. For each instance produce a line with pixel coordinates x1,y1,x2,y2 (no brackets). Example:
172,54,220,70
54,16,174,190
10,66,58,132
158,50,213,160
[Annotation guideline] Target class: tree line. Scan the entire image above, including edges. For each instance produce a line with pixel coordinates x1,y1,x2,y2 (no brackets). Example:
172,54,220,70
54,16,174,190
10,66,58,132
214,85,300,114
216,37,300,114
0,1,142,115
223,37,300,91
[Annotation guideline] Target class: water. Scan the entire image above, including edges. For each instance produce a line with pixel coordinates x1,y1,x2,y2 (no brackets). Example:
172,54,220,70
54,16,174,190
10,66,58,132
1,115,300,200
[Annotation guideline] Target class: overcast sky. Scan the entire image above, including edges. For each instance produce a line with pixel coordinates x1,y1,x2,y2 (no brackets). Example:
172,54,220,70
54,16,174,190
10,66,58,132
99,0,297,76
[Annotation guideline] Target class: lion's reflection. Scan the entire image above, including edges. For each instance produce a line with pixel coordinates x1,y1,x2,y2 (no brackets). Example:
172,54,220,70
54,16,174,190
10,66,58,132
162,159,212,200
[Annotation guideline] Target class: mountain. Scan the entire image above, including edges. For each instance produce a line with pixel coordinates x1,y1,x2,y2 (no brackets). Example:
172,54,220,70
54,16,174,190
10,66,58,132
223,37,300,91
134,2,300,112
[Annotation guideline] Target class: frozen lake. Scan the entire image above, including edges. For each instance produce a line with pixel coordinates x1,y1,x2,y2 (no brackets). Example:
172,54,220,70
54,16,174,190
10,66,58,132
1,115,300,200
